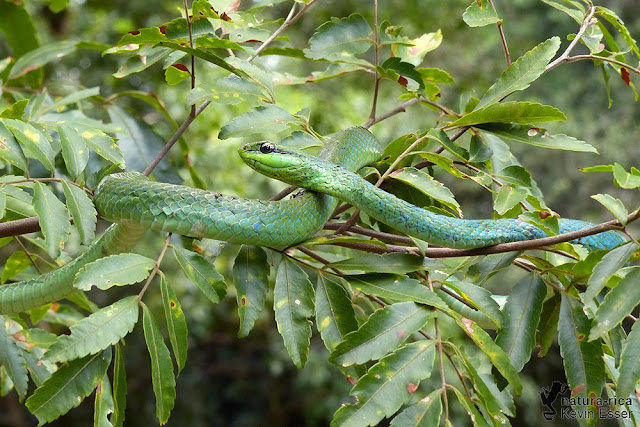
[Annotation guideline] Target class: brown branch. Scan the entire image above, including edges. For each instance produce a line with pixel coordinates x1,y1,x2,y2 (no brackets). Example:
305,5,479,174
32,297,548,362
487,0,510,66
323,222,415,245
0,217,41,238
546,6,597,72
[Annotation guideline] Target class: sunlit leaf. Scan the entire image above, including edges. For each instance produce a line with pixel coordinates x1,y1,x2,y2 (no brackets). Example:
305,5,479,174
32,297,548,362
74,254,155,291
164,64,190,85
589,267,640,340
450,102,566,127
3,120,55,172
462,0,500,27
478,123,597,153
45,296,139,363
591,193,628,225
315,274,358,352
0,122,28,170
329,302,434,366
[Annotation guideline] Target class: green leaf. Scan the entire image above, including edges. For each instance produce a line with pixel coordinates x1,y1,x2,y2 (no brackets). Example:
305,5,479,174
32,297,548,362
0,99,29,119
0,1,40,86
61,181,96,246
442,280,504,329
328,253,427,275
329,302,434,366
582,243,636,308
273,258,315,369
188,75,268,107
390,31,443,66
3,120,56,172
0,317,28,401
389,167,460,214
33,182,70,259
597,7,640,59
45,87,101,113
112,344,127,427
427,128,468,161
478,123,598,153
591,193,628,225
226,58,274,101
0,251,31,284
558,295,605,419
25,348,112,426
589,267,640,341
94,375,114,427
616,320,640,397
390,388,443,427
0,122,28,170
9,41,77,80
74,253,156,291
74,125,124,166
304,14,373,60
232,245,269,338
315,275,358,352
377,57,425,91
0,192,5,220
173,246,227,304
493,186,527,215
453,312,522,395
218,105,300,139
613,163,640,189
332,341,436,427
142,303,176,425
112,48,171,79
347,274,448,310
164,64,190,85
45,296,139,363
495,274,546,372
540,0,584,23
160,274,188,374
158,41,241,76
535,292,561,357
462,0,500,28
58,125,90,179
478,37,561,108
450,102,566,127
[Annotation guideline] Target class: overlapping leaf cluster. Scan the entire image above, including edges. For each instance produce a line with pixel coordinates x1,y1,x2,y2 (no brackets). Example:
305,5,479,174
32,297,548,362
1,0,640,426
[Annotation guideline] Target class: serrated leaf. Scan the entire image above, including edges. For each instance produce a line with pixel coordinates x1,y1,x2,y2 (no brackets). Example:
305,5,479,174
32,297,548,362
187,75,268,107
450,102,566,127
582,242,636,308
61,181,96,246
347,274,448,310
591,193,628,225
316,275,358,352
33,182,70,259
453,312,522,395
173,246,227,304
332,341,436,427
58,125,89,178
478,37,561,108
442,280,504,329
74,125,124,166
74,253,155,291
616,320,640,397
232,245,269,338
274,258,315,369
0,317,28,401
164,64,190,85
218,105,300,139
613,163,640,189
0,122,28,170
390,388,443,427
226,58,274,100
304,14,373,60
462,0,500,27
8,41,77,79
0,99,29,119
478,123,598,153
495,274,546,372
589,267,640,341
328,253,426,275
21,349,53,388
94,375,114,427
389,167,460,214
25,348,112,426
494,186,527,215
428,128,468,161
142,303,176,425
45,296,139,363
558,295,605,418
4,120,55,172
0,251,31,284
112,48,171,79
160,274,188,374
112,344,126,427
329,302,434,366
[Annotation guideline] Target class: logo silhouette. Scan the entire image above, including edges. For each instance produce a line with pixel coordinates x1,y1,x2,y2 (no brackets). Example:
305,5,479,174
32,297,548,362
539,381,569,421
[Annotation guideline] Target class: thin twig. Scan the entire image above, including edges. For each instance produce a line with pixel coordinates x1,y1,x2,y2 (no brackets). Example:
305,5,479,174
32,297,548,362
138,234,172,300
546,5,597,72
427,273,449,421
488,0,510,66
13,236,42,274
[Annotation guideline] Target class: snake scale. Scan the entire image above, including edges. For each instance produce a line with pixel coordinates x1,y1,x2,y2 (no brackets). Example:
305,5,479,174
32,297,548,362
0,127,625,314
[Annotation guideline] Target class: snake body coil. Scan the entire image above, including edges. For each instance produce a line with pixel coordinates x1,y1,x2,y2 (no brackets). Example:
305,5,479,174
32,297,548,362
0,127,624,314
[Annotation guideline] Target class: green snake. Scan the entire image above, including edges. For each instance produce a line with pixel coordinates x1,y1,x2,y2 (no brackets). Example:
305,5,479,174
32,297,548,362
0,127,625,314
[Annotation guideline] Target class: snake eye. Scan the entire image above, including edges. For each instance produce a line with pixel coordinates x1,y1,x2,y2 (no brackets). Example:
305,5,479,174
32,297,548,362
259,142,275,154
